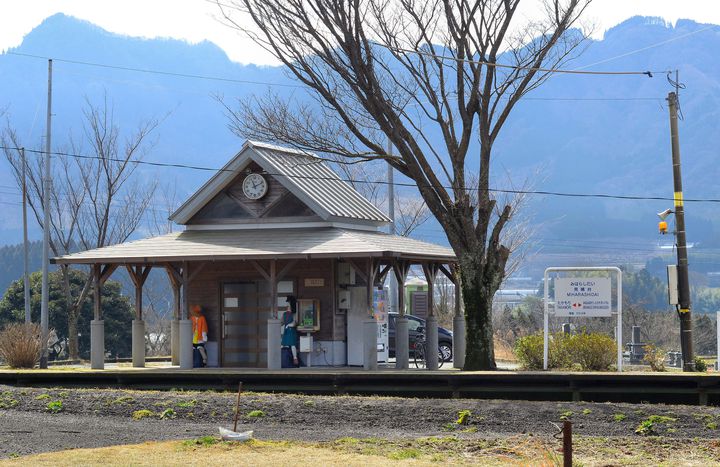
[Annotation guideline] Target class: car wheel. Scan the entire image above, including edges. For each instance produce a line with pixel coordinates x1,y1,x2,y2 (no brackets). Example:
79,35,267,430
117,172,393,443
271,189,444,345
439,343,452,362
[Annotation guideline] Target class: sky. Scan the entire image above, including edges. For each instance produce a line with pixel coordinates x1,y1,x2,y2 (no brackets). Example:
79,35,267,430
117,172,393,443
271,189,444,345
0,1,719,65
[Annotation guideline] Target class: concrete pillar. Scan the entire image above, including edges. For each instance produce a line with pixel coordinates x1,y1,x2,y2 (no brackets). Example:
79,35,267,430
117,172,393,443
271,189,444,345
170,319,179,366
90,320,105,370
267,319,281,369
395,316,409,369
453,314,466,369
132,320,145,368
179,319,193,369
425,315,439,370
363,319,378,370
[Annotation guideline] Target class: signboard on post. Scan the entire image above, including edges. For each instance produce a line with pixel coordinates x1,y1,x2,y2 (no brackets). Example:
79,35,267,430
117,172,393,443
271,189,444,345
543,267,623,372
554,277,612,317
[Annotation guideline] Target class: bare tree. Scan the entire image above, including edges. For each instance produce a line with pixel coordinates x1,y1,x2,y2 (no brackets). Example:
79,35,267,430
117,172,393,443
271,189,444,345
329,158,431,236
218,0,591,369
2,97,158,359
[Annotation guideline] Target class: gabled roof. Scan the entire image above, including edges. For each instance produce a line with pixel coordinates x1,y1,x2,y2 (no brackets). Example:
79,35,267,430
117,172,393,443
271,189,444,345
170,141,391,226
52,228,456,264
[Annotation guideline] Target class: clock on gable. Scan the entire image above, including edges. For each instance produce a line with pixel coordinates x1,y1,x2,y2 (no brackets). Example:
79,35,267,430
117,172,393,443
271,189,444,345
242,173,268,200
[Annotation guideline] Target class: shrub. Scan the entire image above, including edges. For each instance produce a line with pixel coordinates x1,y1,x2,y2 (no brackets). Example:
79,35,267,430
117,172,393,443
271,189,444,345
694,357,708,372
566,333,616,371
46,400,63,413
247,410,265,418
132,409,155,420
0,323,46,369
514,333,572,370
642,344,666,372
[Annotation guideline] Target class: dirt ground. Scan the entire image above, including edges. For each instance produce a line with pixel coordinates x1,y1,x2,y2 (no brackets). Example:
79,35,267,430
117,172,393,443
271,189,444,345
1,385,720,462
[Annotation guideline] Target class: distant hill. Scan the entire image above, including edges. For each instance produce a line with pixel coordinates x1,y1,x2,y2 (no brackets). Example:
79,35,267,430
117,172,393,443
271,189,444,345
0,13,718,253
0,241,43,293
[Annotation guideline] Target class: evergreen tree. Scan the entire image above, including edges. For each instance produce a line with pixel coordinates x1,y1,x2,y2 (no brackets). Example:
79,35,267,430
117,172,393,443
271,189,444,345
0,270,133,359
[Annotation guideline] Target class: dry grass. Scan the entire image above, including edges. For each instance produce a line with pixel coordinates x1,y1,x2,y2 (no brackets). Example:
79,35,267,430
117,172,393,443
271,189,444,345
4,435,720,466
493,336,516,362
0,323,44,369
2,439,431,466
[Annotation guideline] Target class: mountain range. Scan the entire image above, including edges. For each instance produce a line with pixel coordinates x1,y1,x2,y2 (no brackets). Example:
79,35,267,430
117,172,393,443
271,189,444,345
1,13,719,255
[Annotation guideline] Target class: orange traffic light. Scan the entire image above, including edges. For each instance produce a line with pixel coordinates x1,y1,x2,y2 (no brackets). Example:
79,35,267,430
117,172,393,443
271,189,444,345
659,221,668,234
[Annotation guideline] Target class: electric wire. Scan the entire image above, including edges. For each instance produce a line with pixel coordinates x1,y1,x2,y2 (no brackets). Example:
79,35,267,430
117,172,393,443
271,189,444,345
6,51,304,89
3,145,720,204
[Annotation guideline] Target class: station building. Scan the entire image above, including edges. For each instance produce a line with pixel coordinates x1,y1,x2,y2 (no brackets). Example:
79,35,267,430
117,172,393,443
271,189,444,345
53,141,462,370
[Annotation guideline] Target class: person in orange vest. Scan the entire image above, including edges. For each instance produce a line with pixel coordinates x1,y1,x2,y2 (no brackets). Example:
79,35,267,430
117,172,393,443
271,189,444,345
190,304,208,367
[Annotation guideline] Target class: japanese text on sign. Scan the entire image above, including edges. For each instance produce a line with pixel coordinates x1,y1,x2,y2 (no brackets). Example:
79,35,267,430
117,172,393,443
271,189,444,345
554,277,611,317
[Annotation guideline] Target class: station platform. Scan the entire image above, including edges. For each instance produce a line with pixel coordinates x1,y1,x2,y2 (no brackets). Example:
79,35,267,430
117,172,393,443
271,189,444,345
1,364,719,406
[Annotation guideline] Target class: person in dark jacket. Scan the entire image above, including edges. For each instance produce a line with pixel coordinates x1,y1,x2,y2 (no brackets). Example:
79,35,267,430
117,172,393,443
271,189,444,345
281,296,299,368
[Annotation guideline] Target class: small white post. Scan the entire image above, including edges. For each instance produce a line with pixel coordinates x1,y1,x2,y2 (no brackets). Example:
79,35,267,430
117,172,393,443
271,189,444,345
543,270,550,370
716,311,720,371
616,269,623,372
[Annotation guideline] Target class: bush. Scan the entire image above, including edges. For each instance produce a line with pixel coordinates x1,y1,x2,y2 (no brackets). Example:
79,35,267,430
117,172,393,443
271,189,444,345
642,344,666,372
694,356,708,372
566,333,616,371
514,332,572,370
514,331,617,371
0,323,45,368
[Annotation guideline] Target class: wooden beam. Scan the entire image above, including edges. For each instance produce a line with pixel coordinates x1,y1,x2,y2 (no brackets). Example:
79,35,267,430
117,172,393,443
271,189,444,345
277,259,298,281
182,261,190,321
99,264,118,284
188,262,206,283
250,260,271,282
438,264,453,281
452,264,462,318
392,260,410,317
366,258,378,316
422,263,439,317
164,263,182,286
377,263,392,285
346,258,368,283
270,259,278,319
93,264,102,321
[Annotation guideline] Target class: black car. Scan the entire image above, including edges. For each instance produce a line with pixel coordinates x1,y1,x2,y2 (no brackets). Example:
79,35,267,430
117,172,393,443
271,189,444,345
388,312,453,362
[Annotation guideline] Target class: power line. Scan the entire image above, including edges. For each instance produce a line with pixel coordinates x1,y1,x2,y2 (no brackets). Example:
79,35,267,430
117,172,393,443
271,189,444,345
3,145,720,204
6,51,303,89
5,50,666,103
378,43,665,77
574,25,718,71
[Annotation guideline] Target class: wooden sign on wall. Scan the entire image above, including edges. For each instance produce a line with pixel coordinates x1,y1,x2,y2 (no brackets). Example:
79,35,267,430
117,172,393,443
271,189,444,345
304,278,325,287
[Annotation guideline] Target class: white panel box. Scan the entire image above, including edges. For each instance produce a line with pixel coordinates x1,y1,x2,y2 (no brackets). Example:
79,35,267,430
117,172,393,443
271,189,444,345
667,265,679,305
338,290,351,309
337,263,356,285
299,335,313,353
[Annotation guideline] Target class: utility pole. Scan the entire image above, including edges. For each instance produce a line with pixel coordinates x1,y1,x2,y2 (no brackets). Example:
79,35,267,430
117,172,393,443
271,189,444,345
22,147,31,324
40,59,53,368
667,90,694,371
387,139,398,314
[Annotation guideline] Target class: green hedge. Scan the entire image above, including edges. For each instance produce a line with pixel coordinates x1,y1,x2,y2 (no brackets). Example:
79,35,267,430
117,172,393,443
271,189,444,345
514,331,616,371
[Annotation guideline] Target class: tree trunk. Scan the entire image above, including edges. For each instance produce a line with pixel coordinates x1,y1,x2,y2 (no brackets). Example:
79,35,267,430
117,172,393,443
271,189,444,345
459,251,505,371
463,287,496,370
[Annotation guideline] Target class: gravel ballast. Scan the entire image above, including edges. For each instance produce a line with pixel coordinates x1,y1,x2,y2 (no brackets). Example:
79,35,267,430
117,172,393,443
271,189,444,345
1,385,720,459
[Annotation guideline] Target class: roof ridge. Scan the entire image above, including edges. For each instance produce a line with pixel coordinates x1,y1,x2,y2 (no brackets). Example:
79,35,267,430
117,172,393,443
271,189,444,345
247,140,319,158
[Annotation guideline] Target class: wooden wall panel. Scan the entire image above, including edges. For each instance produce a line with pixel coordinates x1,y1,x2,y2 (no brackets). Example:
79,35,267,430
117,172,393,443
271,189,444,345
186,258,341,365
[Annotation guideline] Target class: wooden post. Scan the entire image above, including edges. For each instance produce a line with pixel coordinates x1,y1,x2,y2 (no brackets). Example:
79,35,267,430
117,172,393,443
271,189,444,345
451,263,465,368
422,263,439,370
91,264,104,369
393,260,411,369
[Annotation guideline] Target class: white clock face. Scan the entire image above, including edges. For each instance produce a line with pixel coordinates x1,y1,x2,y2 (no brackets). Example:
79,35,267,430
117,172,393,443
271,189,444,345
242,173,268,200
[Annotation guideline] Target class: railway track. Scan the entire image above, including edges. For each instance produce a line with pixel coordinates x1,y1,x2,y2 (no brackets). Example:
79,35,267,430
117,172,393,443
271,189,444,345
1,368,719,406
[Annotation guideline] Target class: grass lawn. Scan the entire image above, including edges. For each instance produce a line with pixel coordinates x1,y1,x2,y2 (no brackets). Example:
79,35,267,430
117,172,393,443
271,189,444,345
4,436,720,466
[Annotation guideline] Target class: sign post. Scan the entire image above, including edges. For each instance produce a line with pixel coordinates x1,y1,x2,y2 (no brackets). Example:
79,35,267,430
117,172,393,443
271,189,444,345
543,267,623,372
